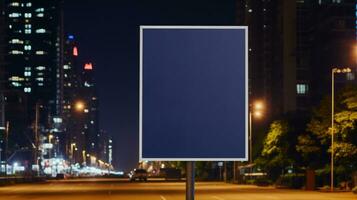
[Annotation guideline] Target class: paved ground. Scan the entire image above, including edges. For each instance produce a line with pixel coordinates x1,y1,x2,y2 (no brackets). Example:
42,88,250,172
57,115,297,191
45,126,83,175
0,178,355,200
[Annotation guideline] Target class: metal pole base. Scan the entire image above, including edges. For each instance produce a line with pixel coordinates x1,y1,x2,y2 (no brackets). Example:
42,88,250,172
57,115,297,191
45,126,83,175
186,161,195,200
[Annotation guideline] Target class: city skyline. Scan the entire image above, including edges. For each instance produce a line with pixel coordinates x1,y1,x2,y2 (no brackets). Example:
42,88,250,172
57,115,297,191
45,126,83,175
0,0,356,199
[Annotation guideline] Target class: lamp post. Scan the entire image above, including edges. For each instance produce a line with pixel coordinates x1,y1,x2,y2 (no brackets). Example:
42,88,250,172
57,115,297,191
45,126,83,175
330,67,351,192
244,101,264,180
249,101,264,164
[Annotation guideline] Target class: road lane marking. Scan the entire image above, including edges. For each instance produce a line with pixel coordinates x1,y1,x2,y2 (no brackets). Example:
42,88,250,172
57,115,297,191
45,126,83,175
211,195,225,200
160,195,167,200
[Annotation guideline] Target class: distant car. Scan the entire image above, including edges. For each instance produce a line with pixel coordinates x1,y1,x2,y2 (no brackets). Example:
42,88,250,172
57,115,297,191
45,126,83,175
128,169,148,182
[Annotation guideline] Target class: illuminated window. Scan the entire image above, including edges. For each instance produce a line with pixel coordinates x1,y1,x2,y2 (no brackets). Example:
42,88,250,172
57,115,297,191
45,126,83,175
11,82,21,87
9,50,23,55
10,2,20,7
25,29,31,34
24,24,31,28
24,13,32,18
35,51,45,55
9,13,21,18
296,84,308,95
36,77,44,82
24,87,31,93
26,2,31,7
35,28,46,33
73,47,78,56
84,81,91,87
9,39,23,44
24,71,31,76
36,13,44,17
84,63,93,70
36,66,45,70
53,118,62,123
9,25,12,29
63,65,69,69
35,8,45,12
9,76,24,81
24,45,31,50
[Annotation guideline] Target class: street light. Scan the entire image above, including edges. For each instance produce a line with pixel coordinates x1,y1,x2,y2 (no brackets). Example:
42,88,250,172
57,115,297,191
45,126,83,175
75,101,85,112
331,67,351,192
249,101,265,164
48,134,53,143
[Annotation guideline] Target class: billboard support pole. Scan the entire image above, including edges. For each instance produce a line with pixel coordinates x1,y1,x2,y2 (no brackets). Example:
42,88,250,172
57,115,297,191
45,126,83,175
186,161,195,200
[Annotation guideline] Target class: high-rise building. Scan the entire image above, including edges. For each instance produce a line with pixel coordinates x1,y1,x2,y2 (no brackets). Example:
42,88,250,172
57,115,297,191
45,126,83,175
306,0,356,105
0,1,29,167
62,34,81,160
97,130,112,165
81,62,100,163
63,60,100,166
1,0,64,167
61,33,101,167
236,0,356,118
236,0,297,119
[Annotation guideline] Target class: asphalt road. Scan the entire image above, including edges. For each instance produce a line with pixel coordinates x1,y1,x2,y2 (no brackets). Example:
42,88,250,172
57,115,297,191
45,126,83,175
0,178,355,200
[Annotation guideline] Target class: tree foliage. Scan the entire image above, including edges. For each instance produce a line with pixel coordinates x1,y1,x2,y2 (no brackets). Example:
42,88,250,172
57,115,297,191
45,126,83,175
257,118,303,180
296,86,357,178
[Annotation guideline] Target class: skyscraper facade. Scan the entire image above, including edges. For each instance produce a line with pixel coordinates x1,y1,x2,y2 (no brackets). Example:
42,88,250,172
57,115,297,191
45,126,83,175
0,0,63,168
80,62,100,164
237,0,357,119
3,0,63,129
236,0,297,119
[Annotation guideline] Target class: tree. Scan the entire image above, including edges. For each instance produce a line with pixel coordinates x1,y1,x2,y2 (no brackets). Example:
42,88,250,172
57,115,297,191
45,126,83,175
258,120,295,180
296,86,357,183
296,97,331,169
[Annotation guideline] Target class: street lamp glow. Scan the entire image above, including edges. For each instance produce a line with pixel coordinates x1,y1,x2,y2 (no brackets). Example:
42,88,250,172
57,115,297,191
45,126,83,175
75,101,85,112
253,110,262,118
249,100,266,165
254,101,264,111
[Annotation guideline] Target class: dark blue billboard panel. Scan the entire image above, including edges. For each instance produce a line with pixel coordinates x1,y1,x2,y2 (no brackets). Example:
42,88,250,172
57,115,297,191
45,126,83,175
140,26,248,161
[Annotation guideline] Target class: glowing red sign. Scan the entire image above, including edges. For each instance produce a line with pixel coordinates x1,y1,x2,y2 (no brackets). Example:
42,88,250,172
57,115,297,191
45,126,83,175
73,47,78,56
84,62,93,70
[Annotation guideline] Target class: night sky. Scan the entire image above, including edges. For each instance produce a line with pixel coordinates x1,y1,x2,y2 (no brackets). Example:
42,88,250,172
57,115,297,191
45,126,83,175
64,0,237,171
